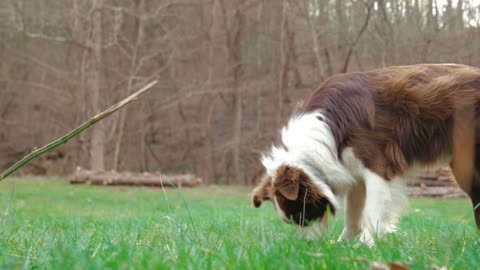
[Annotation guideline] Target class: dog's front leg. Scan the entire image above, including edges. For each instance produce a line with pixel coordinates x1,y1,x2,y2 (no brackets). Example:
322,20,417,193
339,180,366,241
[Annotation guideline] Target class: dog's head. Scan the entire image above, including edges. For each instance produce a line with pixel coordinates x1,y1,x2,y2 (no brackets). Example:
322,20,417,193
252,165,336,227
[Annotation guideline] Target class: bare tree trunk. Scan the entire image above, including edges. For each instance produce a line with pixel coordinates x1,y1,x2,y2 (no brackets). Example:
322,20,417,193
227,0,246,184
204,102,217,183
141,126,148,172
232,84,243,184
277,0,287,125
207,0,218,84
456,0,464,31
288,25,302,88
341,1,373,73
178,102,197,172
255,1,264,136
113,0,145,171
304,1,325,79
204,0,219,182
88,0,105,171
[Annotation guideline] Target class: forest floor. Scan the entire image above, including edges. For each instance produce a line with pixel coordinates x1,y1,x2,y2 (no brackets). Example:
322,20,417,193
0,178,478,269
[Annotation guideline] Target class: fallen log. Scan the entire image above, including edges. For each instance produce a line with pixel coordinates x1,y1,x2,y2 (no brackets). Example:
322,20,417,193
415,167,453,181
407,186,467,198
409,179,455,187
69,169,202,188
410,167,455,188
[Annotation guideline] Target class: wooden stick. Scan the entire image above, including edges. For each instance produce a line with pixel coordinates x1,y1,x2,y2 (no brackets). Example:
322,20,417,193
69,172,202,188
0,80,158,181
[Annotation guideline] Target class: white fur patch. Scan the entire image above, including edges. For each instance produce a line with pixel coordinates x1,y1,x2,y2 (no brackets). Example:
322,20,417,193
261,112,355,193
363,170,407,237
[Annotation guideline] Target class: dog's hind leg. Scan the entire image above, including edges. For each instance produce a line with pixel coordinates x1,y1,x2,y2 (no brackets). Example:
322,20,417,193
451,104,480,229
470,170,480,228
473,105,480,229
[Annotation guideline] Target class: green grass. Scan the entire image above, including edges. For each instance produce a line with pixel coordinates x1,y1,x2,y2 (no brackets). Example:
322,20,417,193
0,178,478,269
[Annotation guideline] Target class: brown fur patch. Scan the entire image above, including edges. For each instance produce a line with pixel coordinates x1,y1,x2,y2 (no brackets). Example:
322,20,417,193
451,105,475,194
273,165,335,226
251,174,272,208
274,165,301,200
344,181,367,240
252,165,336,226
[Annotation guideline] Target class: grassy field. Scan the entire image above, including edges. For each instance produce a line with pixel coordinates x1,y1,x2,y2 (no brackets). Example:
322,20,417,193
0,178,477,269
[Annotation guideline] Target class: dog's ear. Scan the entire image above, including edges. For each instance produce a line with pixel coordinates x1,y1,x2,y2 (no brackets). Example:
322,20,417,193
252,174,272,208
274,165,301,201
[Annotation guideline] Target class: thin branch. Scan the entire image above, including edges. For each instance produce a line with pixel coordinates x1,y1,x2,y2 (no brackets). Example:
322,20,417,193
341,0,374,73
0,80,158,181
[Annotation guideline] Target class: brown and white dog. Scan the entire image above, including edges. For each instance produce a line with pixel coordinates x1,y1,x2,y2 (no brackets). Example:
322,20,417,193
252,64,480,245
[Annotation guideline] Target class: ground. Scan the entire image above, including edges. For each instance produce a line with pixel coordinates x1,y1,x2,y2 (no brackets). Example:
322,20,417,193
0,178,478,269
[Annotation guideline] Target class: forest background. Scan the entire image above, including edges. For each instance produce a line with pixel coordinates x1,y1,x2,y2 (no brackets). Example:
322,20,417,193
1,0,479,185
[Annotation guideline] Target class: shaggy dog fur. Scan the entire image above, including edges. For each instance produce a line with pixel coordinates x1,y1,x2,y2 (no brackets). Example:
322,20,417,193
252,64,480,245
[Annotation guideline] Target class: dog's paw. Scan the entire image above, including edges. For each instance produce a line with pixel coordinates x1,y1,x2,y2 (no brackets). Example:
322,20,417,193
338,227,363,242
339,227,376,247
372,223,399,239
337,228,348,242
357,230,375,247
